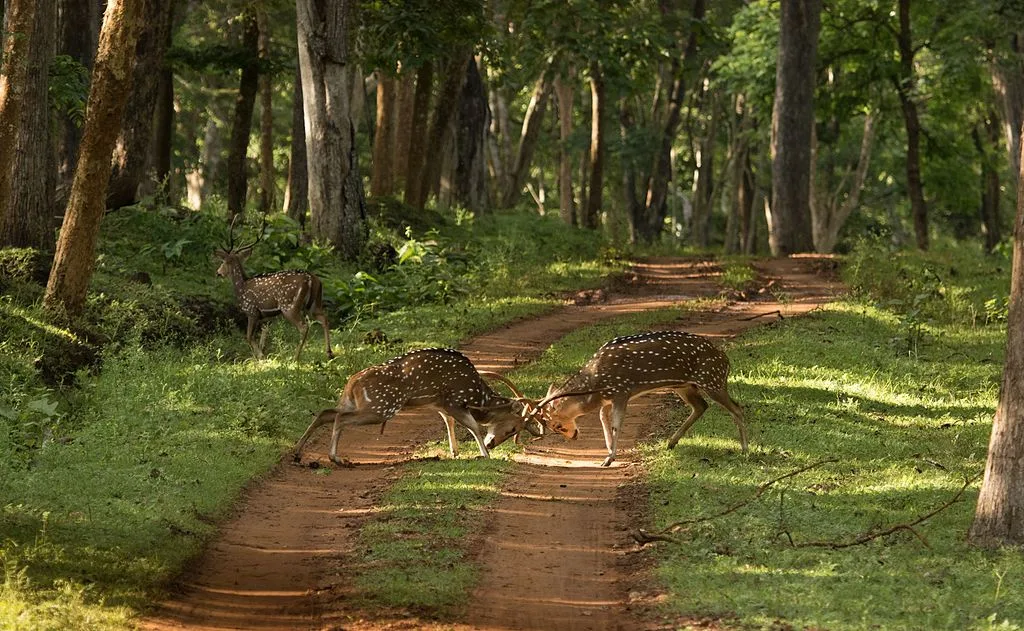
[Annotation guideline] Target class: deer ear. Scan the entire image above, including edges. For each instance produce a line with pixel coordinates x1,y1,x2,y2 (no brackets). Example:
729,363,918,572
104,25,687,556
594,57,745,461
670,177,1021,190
213,249,226,259
237,247,254,260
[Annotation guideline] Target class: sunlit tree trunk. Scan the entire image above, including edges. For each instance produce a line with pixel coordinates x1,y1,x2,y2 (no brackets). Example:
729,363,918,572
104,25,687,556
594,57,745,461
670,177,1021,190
371,71,395,197
297,0,366,259
969,134,1024,547
283,66,307,226
0,0,37,247
107,0,174,209
1,0,56,250
226,9,259,218
768,0,820,255
555,72,575,226
45,0,144,316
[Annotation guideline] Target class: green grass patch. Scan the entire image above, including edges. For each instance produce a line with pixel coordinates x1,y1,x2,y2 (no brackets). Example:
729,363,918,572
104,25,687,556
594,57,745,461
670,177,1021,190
641,301,1020,630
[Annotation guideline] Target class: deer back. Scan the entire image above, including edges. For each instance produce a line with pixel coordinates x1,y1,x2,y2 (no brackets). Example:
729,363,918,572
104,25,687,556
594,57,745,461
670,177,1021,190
239,270,318,316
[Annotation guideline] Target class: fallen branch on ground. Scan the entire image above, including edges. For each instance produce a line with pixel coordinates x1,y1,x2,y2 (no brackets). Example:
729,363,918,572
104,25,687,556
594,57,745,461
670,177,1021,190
739,310,783,321
631,458,838,545
781,473,981,550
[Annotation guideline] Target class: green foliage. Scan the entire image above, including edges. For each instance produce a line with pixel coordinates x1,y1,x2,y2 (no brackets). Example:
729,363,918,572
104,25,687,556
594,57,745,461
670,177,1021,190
719,260,757,291
48,55,89,128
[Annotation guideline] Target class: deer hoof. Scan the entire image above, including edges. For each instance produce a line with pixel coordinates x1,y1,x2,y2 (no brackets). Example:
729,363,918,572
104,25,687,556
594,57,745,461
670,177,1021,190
601,456,615,467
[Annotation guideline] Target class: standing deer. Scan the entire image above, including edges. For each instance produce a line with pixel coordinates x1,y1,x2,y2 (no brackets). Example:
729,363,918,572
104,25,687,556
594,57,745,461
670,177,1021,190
533,330,747,466
214,217,333,361
293,348,543,466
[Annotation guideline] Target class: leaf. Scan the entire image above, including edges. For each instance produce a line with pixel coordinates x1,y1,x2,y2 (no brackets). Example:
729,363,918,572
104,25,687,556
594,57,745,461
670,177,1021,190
27,397,59,418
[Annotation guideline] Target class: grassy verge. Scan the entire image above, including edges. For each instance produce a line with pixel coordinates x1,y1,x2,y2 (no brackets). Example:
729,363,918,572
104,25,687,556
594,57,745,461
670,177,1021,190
642,302,1021,630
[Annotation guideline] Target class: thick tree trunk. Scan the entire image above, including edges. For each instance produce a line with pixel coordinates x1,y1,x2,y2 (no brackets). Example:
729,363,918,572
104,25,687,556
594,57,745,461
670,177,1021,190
991,34,1024,187
283,66,308,225
56,0,99,199
226,10,259,218
969,135,1024,547
403,61,433,208
371,72,396,197
582,64,604,230
768,0,820,255
503,66,552,208
45,0,143,316
640,0,706,242
150,52,174,187
555,72,575,226
257,6,274,213
0,0,37,246
453,57,489,213
106,0,174,209
393,67,415,185
417,52,470,209
895,0,928,250
297,0,366,260
1,0,56,250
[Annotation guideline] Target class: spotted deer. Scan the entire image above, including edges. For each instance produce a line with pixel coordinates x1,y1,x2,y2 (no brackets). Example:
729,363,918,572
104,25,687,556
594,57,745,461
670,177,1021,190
534,330,747,466
214,217,333,361
293,348,543,466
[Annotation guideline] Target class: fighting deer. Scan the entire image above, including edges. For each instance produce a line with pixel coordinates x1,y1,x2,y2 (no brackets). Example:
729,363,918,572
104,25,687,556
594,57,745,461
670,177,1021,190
533,330,747,466
293,348,543,466
214,216,333,361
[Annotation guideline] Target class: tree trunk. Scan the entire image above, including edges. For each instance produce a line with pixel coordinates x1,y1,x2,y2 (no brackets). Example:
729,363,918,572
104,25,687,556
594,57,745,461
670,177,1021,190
724,93,752,254
226,9,259,218
487,82,513,206
0,0,37,247
45,0,143,316
150,51,174,188
691,90,720,248
257,6,274,213
894,0,928,250
640,0,706,242
106,0,174,209
768,0,820,256
185,90,227,210
502,66,552,208
417,52,470,209
297,0,366,260
283,66,308,225
620,99,642,243
371,71,396,197
403,61,433,209
974,116,1002,253
810,111,877,253
0,0,56,250
991,34,1024,188
555,72,575,226
56,0,99,199
582,64,604,230
453,56,489,213
969,134,1024,547
393,67,415,185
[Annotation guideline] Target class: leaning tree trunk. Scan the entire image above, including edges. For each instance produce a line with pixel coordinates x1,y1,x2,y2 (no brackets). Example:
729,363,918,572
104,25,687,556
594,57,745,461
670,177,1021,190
555,71,575,226
768,0,820,256
283,66,308,226
371,71,396,197
106,0,174,209
45,0,143,316
503,65,552,208
453,57,489,213
810,111,877,253
403,61,434,209
969,135,1024,547
1,0,56,250
297,0,366,260
226,10,259,218
417,52,470,209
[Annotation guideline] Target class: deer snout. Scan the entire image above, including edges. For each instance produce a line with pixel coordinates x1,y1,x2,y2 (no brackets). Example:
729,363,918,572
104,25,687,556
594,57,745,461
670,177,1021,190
553,423,578,440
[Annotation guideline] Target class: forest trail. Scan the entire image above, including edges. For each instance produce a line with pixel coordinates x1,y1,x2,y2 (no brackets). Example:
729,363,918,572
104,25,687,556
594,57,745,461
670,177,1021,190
140,255,841,631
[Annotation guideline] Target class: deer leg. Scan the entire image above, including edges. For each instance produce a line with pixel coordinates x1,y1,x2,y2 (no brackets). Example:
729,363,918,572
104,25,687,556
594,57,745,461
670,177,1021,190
667,384,709,450
599,403,614,454
281,308,311,361
438,412,460,457
448,408,490,458
246,316,264,359
294,409,337,461
328,409,388,466
316,312,334,359
707,389,748,453
600,396,629,467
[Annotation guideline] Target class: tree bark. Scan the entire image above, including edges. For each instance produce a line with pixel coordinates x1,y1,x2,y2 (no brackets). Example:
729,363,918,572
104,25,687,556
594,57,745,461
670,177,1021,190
582,64,604,230
974,115,1002,253
555,72,575,226
371,71,396,197
503,65,552,208
768,0,820,255
453,56,489,213
1,0,57,250
106,0,174,209
403,61,433,208
297,0,366,260
639,0,706,242
45,0,144,316
969,132,1024,547
810,111,877,253
56,0,99,198
991,34,1024,191
417,52,470,209
393,67,415,185
283,66,308,225
226,9,259,218
894,0,928,250
691,89,720,248
0,0,37,247
150,50,174,189
257,6,274,213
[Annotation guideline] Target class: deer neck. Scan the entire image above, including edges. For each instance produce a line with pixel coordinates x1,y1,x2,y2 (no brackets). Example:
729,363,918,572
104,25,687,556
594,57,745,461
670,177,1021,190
225,261,249,298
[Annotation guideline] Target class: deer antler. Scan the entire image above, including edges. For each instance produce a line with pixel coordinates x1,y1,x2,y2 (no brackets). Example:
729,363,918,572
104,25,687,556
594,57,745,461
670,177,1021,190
535,389,601,410
225,213,268,253
478,371,526,398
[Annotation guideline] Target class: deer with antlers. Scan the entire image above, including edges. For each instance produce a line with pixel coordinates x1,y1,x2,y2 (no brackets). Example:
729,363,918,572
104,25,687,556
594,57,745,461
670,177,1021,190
214,216,334,361
532,330,747,466
293,348,543,466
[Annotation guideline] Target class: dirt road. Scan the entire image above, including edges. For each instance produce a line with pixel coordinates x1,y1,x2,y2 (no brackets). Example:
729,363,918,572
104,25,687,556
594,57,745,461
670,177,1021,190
141,256,839,631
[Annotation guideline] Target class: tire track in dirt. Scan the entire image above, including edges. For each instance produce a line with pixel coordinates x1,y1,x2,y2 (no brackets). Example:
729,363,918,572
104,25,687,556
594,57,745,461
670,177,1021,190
140,256,839,631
